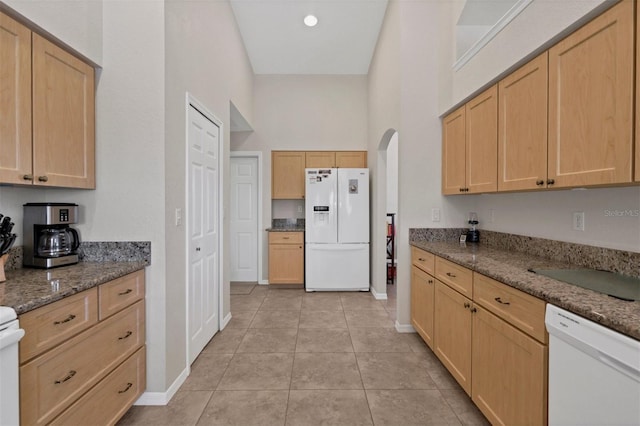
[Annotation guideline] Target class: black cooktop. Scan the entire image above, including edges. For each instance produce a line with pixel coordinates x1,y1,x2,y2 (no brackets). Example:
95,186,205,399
530,268,640,302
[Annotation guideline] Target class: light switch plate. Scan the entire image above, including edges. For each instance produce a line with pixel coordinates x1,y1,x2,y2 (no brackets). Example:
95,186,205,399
175,208,182,226
432,208,441,222
572,211,585,231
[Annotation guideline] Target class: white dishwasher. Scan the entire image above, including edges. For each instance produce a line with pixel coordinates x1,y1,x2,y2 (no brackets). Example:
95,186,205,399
0,306,25,426
545,304,640,426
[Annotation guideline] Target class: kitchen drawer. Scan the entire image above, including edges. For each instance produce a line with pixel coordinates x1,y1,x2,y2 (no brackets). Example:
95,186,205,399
269,231,304,244
19,288,98,363
473,273,547,343
49,346,146,426
20,300,145,426
99,270,145,320
411,247,435,275
435,257,473,298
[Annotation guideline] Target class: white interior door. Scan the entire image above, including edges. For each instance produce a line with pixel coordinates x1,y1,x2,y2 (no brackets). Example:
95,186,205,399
187,103,220,365
230,156,258,282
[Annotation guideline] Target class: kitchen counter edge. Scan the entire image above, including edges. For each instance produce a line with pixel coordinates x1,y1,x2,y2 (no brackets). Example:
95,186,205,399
1,261,148,315
410,241,640,341
266,228,305,232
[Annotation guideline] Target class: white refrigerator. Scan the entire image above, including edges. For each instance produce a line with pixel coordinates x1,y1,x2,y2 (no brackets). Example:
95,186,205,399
305,168,370,291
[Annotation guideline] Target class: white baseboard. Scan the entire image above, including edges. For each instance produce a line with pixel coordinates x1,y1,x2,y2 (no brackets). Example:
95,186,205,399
221,312,232,330
371,287,387,300
258,280,269,285
134,366,189,406
395,321,416,333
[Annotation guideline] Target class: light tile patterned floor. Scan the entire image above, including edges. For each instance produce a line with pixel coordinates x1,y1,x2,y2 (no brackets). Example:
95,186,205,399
118,284,489,426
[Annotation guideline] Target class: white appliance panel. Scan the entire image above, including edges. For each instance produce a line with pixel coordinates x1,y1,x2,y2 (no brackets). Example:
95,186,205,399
305,169,337,243
337,168,369,243
545,304,640,425
0,307,24,426
305,243,369,291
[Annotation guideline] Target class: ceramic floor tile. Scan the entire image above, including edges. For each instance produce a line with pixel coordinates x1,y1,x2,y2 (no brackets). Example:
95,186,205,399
225,311,257,329
301,294,344,311
230,282,257,295
349,327,412,352
298,310,347,328
366,389,462,426
356,352,436,390
217,353,294,390
180,353,234,391
259,296,303,311
344,310,395,328
295,328,354,353
440,388,490,425
117,390,212,426
290,352,363,390
230,295,265,311
402,332,431,353
202,328,247,354
250,310,300,328
340,294,385,311
285,390,373,426
236,328,298,353
196,390,288,426
428,360,464,390
266,288,306,298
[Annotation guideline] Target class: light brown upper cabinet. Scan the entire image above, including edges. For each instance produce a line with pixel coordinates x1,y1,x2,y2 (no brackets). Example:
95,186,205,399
305,151,335,168
0,12,32,185
0,13,95,189
548,0,633,188
442,86,498,194
442,106,466,194
32,34,95,188
272,151,306,199
335,151,367,168
498,53,549,192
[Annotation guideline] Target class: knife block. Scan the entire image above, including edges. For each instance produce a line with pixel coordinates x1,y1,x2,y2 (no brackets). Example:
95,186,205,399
0,253,7,282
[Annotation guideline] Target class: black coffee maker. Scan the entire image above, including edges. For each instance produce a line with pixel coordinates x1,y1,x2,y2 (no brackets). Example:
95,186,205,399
466,212,480,243
23,203,81,268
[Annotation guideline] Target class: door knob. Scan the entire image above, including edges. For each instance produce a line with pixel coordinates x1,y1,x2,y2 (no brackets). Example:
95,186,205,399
196,247,201,252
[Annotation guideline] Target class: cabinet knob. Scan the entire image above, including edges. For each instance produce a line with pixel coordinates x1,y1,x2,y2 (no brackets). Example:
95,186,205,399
428,279,433,284
470,307,477,313
459,188,464,192
464,302,470,308
23,174,33,181
547,178,555,185
418,258,425,261
536,179,544,186
38,175,49,182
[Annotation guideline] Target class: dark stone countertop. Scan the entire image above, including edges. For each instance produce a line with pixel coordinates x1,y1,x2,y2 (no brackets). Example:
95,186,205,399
0,261,147,315
411,240,640,341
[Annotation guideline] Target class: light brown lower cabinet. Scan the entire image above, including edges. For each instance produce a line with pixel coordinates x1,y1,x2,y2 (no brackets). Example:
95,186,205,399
268,232,304,284
411,249,548,424
433,280,472,395
19,270,146,425
410,266,435,349
471,304,547,426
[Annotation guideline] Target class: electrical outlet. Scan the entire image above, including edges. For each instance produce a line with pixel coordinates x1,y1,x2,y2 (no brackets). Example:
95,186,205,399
297,205,303,213
572,211,585,231
432,208,441,222
175,208,182,226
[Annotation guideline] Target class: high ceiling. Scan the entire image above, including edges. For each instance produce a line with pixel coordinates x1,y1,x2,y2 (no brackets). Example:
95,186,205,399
229,0,389,75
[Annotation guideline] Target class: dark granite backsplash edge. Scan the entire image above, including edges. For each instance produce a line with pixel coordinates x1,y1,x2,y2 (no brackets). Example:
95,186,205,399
272,218,305,228
409,228,640,279
3,241,151,271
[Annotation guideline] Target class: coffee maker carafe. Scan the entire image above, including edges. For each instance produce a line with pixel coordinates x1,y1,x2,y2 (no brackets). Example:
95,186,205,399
23,203,81,268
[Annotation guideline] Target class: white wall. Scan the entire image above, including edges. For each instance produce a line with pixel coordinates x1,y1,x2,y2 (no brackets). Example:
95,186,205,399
164,0,254,388
386,132,398,214
233,74,369,282
1,0,102,64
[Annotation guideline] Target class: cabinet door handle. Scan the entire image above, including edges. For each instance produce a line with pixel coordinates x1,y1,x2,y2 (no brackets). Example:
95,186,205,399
54,370,77,384
54,314,76,325
38,175,48,182
283,236,290,239
464,302,470,308
536,179,544,186
459,188,464,192
446,272,456,278
118,288,133,296
470,307,477,313
547,178,555,185
118,382,133,394
118,331,133,340
427,279,433,284
494,297,510,305
23,174,33,181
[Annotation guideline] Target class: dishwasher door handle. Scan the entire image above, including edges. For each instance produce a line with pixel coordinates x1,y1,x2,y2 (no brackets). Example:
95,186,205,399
0,328,25,349
598,351,640,383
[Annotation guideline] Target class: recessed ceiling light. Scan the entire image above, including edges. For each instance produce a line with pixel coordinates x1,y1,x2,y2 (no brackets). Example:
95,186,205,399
304,15,318,27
